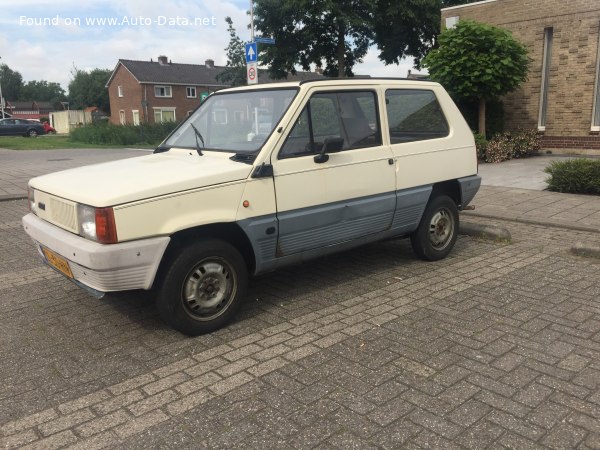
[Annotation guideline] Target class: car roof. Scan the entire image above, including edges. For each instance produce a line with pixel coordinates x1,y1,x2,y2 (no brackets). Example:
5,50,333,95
217,77,438,94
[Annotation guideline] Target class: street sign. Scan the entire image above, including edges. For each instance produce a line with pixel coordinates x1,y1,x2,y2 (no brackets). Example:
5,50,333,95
247,62,258,85
255,37,275,44
245,42,257,64
200,92,209,102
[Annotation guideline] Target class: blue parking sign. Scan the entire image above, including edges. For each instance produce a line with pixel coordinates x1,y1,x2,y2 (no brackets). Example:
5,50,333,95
245,42,257,63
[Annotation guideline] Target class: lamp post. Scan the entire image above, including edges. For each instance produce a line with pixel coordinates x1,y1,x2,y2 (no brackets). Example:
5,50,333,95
0,56,5,119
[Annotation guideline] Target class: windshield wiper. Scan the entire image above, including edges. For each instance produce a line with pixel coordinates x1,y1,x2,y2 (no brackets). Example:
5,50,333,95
189,123,205,156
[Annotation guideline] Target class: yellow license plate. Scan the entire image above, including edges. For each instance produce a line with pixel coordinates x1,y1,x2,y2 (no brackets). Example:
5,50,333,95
41,247,74,279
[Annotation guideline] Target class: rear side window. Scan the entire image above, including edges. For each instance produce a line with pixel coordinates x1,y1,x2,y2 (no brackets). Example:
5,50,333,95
385,90,449,144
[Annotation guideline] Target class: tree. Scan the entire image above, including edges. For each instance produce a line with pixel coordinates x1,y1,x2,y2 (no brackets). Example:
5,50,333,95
21,80,67,109
68,67,111,112
216,17,247,87
422,20,528,135
253,0,440,78
0,64,24,100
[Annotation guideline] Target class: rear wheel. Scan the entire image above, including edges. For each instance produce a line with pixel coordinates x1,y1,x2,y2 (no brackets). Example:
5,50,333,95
410,194,459,261
156,239,248,336
27,129,39,138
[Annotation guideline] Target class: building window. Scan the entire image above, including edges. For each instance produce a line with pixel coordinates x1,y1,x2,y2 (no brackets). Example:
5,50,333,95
592,25,600,131
118,85,124,97
154,85,172,98
119,110,125,125
187,111,193,117
445,16,459,29
132,110,140,126
538,27,553,131
186,87,197,98
154,108,176,123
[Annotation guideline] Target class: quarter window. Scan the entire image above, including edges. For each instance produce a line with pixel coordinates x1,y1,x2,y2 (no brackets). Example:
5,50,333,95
385,90,449,143
280,91,381,158
154,85,172,97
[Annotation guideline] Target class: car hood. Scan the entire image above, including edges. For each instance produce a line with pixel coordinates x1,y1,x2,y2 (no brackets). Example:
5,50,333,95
30,149,254,207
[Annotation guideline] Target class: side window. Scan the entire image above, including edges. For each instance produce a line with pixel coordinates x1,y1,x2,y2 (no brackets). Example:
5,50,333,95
279,91,381,158
385,90,449,144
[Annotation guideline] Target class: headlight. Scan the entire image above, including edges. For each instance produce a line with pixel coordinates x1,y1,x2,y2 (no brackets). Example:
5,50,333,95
28,187,37,214
77,204,118,244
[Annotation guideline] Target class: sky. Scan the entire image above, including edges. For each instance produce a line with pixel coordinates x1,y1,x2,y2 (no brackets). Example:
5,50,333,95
0,0,422,93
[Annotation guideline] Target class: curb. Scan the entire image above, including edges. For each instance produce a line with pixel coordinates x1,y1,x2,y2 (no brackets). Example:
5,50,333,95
459,222,512,241
463,211,600,235
571,242,600,258
0,195,27,202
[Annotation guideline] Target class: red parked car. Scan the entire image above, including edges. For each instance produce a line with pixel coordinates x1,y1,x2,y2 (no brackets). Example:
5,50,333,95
42,121,57,134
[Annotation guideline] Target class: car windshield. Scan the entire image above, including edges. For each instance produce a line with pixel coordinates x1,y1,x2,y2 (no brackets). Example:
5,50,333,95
163,88,298,153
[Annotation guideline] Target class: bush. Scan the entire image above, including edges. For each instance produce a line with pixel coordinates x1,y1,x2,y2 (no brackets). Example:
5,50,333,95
473,132,488,160
69,121,179,146
544,159,600,195
481,129,541,163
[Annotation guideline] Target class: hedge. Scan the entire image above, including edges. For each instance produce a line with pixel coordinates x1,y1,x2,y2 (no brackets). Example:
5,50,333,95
544,158,600,195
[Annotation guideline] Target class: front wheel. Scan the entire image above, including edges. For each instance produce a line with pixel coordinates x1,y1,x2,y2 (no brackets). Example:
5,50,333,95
156,239,248,336
410,195,459,261
27,129,39,138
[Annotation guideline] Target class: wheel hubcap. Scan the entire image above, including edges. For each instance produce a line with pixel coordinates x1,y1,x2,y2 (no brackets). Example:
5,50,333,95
428,208,454,250
182,259,236,320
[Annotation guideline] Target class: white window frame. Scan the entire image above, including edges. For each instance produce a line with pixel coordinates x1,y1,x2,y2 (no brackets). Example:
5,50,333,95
186,86,197,98
154,85,172,98
119,110,125,125
538,27,553,132
117,85,124,97
592,24,600,132
132,110,140,126
153,107,176,123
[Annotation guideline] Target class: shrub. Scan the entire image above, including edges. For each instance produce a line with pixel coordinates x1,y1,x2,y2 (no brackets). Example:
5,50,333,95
69,121,179,146
544,159,600,195
481,129,541,163
473,132,488,160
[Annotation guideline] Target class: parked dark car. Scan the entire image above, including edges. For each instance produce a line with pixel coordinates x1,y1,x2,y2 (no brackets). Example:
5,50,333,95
0,118,46,137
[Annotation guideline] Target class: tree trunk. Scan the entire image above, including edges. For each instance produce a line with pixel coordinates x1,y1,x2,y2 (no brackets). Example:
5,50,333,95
478,97,486,136
337,24,345,78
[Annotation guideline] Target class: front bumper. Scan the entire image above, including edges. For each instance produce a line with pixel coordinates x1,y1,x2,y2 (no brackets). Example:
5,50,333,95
22,213,170,292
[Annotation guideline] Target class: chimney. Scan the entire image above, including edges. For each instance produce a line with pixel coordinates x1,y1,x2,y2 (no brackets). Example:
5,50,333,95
205,59,214,69
157,55,168,65
315,67,323,75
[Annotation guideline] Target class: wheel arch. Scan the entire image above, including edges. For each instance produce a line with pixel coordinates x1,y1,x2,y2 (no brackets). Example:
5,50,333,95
154,222,256,288
431,179,461,208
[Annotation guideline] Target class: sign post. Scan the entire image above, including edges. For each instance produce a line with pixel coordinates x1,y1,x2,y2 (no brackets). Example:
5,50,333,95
245,42,258,85
247,62,258,85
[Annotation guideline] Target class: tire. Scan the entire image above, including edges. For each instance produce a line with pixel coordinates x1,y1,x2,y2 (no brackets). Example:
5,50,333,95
410,194,459,261
27,129,39,138
156,239,248,336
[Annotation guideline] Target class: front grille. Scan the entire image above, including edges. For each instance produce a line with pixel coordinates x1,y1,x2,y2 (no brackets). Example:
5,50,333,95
43,195,78,233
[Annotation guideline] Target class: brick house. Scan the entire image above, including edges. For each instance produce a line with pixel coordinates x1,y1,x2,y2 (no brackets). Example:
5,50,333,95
106,56,228,125
106,55,324,126
441,0,600,153
4,100,56,120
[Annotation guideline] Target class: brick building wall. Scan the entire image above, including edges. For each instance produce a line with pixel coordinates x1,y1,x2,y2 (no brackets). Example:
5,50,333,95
441,0,600,153
108,65,144,125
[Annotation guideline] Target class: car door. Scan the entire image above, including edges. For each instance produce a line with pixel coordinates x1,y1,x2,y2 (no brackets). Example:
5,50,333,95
0,119,16,136
271,88,396,257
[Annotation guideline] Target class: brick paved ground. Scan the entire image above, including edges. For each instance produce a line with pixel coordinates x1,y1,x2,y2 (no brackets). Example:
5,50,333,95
1,199,599,449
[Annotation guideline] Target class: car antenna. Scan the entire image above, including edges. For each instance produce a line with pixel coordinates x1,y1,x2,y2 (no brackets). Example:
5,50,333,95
189,123,204,156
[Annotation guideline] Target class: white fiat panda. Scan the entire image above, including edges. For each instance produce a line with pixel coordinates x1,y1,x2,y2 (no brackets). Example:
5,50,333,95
23,79,481,335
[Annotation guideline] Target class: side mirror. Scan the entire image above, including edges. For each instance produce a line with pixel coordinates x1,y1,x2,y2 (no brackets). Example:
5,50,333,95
314,137,344,164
